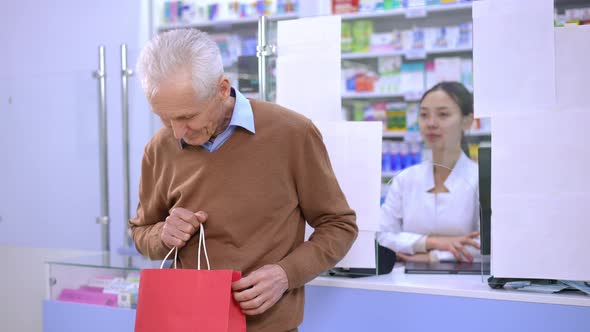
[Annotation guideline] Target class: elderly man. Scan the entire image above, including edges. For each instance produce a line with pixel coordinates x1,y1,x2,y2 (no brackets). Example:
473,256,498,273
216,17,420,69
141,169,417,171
130,28,357,332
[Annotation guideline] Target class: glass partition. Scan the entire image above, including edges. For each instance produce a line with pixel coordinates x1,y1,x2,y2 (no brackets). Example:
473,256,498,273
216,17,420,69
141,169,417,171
265,1,489,274
46,253,163,309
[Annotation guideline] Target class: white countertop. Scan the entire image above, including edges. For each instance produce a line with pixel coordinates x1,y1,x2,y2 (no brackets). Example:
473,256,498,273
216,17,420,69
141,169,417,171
307,265,590,307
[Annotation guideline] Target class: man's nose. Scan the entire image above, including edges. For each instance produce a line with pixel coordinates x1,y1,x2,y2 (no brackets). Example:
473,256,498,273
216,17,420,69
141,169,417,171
171,121,188,139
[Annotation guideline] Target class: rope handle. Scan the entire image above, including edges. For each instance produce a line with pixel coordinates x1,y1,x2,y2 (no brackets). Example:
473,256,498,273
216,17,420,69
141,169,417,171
160,223,210,270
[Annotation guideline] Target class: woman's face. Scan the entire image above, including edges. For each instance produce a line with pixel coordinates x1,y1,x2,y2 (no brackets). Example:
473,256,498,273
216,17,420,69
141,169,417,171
418,90,473,151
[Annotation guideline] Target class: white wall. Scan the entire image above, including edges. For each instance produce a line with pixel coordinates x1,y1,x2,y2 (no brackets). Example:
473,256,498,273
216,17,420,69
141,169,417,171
0,2,151,248
0,1,152,331
0,246,97,332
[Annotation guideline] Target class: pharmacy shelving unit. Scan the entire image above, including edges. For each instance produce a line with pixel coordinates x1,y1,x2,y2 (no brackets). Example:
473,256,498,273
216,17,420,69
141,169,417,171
339,2,473,21
341,45,473,60
157,13,299,31
338,2,487,181
338,2,478,141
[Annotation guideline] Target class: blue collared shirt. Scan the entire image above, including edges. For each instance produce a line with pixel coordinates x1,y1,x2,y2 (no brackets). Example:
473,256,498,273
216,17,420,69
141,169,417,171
180,88,255,152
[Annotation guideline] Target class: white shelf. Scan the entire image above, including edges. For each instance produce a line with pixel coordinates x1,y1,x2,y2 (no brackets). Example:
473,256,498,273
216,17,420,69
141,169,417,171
342,92,406,99
341,46,473,60
340,7,404,20
382,132,406,138
339,3,472,21
158,13,298,30
467,129,492,136
379,129,490,141
424,2,473,13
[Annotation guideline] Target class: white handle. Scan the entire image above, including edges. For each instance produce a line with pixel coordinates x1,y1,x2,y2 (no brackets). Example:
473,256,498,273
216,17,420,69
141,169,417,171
197,223,211,270
160,245,178,269
160,223,210,270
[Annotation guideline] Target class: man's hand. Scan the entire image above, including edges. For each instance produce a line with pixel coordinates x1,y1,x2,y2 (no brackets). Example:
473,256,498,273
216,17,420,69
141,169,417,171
397,253,431,263
426,231,480,262
232,264,289,316
161,208,208,249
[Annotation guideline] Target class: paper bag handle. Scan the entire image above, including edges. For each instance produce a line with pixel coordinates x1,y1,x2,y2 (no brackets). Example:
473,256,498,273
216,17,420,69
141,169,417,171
160,223,211,270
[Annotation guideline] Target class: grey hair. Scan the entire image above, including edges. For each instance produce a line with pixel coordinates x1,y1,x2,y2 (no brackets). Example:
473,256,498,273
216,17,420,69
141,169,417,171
136,29,224,101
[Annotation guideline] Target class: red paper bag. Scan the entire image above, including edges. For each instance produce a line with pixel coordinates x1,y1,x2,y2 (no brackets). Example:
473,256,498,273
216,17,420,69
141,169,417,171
135,269,245,332
135,225,246,332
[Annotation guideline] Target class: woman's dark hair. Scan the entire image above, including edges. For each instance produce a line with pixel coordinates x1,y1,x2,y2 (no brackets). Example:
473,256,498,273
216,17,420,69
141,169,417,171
420,81,473,117
420,81,474,155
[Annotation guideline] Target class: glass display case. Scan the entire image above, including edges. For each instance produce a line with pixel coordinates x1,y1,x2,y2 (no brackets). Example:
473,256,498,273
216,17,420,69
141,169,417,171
45,253,164,309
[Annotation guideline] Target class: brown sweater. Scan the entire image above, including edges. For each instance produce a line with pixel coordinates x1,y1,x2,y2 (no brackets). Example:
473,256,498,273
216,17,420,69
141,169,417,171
129,99,358,332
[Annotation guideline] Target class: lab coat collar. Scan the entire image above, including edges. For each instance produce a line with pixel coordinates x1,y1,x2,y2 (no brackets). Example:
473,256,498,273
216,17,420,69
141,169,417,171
422,152,475,193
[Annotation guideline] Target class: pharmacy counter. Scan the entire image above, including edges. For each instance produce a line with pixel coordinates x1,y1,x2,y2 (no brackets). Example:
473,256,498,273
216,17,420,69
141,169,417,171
43,259,590,332
301,265,590,332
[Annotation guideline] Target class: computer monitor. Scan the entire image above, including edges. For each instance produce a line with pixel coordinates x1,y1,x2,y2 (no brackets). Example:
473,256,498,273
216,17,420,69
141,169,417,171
478,146,491,256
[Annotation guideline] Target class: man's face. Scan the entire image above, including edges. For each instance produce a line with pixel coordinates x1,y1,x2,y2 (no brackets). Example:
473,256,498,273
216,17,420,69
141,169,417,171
150,73,222,146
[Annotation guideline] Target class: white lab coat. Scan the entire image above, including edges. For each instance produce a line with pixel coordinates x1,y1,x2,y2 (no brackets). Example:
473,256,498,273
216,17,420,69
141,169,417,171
377,152,481,261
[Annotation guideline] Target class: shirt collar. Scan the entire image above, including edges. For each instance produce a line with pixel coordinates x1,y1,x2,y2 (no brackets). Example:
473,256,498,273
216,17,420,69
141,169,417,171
228,87,255,134
178,87,255,149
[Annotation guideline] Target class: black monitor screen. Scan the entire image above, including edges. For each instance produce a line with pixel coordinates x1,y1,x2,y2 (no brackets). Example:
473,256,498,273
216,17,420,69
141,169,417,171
478,147,491,256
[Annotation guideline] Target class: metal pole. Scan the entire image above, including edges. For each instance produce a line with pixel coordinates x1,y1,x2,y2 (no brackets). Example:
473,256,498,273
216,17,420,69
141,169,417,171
120,44,134,249
148,0,159,135
257,16,268,101
93,45,110,252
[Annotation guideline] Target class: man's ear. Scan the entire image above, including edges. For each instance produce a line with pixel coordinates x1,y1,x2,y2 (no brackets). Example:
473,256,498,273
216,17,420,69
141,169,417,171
218,76,231,99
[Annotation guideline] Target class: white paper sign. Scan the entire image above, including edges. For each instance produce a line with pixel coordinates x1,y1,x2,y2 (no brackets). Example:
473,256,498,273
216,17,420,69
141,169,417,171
277,16,383,269
277,16,343,122
315,121,382,232
337,231,377,268
492,192,590,281
555,25,590,112
304,121,382,269
492,111,588,196
472,0,556,117
491,110,590,280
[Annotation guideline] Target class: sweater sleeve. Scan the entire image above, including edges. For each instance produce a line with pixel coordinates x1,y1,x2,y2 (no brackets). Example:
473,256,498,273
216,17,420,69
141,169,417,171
376,176,427,254
277,120,358,289
128,143,171,260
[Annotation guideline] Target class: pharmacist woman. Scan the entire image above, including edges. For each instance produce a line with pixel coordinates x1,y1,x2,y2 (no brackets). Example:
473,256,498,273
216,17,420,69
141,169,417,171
377,82,481,263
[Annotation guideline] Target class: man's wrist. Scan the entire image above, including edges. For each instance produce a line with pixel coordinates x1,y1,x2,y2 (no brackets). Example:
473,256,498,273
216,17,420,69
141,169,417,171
274,264,289,290
274,263,291,291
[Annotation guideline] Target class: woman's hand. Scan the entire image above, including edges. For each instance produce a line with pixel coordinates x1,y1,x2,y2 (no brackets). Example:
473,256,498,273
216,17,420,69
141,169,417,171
397,253,431,263
426,231,480,262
